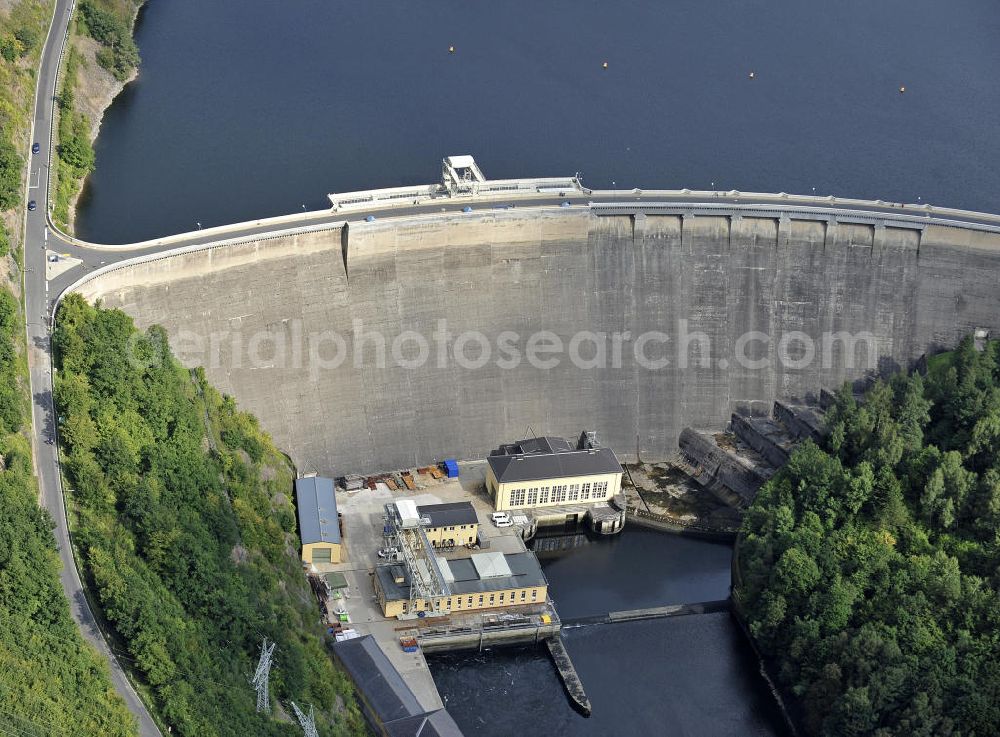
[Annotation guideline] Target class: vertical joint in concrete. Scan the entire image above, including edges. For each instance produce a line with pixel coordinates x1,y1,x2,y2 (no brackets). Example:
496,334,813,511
632,212,647,242
341,224,350,280
728,214,742,251
823,217,838,251
681,212,695,254
872,223,887,258
777,214,792,249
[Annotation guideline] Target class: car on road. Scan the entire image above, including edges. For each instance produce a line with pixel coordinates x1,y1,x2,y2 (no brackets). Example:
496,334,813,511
377,547,399,559
365,215,376,222
27,200,36,211
561,201,571,207
31,142,40,154
462,206,472,213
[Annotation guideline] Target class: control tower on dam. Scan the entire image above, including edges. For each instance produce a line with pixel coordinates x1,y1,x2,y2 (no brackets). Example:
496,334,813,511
78,203,1000,476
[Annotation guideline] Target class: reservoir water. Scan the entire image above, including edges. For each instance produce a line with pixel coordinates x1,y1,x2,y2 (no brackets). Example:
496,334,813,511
78,0,1000,243
74,0,999,732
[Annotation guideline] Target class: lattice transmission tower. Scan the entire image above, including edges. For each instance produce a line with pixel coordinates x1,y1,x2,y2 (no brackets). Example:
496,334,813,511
291,702,319,737
250,638,276,713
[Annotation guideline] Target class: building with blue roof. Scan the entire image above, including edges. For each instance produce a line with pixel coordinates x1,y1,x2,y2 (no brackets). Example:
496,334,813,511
294,476,342,564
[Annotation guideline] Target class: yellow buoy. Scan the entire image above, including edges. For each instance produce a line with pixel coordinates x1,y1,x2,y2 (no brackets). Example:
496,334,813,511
602,61,608,69
899,85,906,93
449,45,455,53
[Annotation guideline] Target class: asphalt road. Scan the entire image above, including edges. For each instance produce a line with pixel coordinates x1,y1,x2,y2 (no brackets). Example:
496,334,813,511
44,188,1000,301
21,1,164,735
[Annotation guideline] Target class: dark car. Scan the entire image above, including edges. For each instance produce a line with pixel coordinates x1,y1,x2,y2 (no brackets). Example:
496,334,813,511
27,200,36,211
31,142,40,154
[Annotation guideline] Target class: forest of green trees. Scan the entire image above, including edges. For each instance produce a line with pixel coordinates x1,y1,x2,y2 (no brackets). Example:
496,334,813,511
737,336,1000,736
53,295,364,737
78,0,141,80
0,288,137,736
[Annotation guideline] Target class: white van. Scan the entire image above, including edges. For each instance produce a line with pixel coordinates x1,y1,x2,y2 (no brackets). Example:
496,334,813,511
492,512,512,527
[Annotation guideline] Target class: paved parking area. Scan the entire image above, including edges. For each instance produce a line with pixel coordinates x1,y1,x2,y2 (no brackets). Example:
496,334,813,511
307,460,528,711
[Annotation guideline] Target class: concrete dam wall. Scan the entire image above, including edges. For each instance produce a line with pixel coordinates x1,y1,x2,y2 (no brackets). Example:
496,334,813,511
80,208,1000,476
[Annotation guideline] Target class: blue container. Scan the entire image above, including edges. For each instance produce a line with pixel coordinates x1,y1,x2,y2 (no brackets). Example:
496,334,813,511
444,459,459,478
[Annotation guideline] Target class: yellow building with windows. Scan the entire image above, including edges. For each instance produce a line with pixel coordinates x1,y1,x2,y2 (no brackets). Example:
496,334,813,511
418,502,479,547
373,551,547,619
295,476,343,565
485,436,623,512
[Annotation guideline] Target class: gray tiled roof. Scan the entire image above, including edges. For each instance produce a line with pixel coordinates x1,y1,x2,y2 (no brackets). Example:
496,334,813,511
335,637,466,736
294,476,341,544
333,636,423,722
417,502,478,528
487,437,622,484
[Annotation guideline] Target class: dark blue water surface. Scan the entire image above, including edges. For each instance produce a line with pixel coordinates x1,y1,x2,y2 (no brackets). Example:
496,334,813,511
78,0,1000,242
536,528,733,619
429,614,785,737
427,531,784,736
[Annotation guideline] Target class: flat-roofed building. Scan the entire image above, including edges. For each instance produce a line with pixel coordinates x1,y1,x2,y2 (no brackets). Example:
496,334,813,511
417,502,479,547
373,551,548,619
295,476,342,565
333,635,463,737
485,436,623,512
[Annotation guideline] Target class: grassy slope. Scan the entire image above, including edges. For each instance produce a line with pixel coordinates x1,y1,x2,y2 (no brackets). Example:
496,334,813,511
54,294,365,737
0,1,51,263
1,4,137,736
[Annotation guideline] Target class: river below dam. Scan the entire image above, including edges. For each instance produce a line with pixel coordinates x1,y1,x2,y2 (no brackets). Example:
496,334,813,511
429,529,786,736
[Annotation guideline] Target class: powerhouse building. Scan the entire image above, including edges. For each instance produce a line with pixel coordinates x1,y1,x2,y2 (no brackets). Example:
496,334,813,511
485,436,623,512
373,551,547,619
